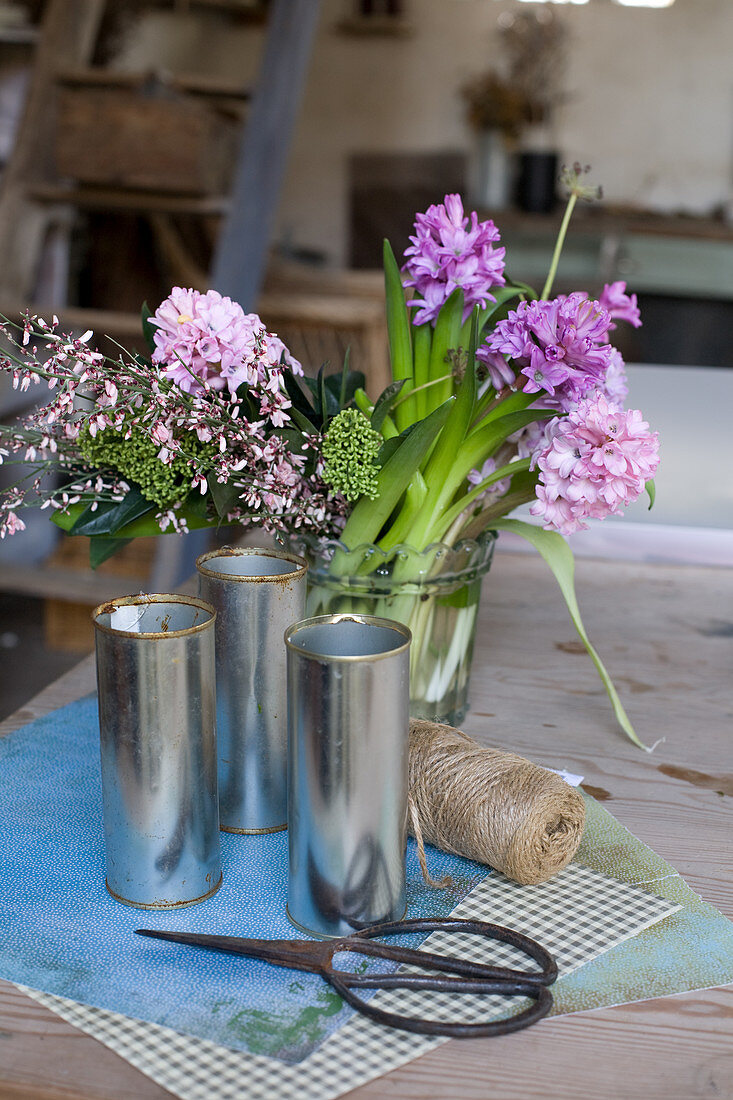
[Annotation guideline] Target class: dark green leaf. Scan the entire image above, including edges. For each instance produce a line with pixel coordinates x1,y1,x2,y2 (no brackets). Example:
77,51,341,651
288,405,320,435
319,366,330,426
282,372,321,433
208,477,242,519
55,499,217,539
282,370,318,420
371,379,406,432
274,426,307,451
69,487,154,537
339,347,351,408
118,500,215,537
130,350,153,369
303,369,340,423
231,382,259,421
325,367,365,411
376,439,400,466
141,302,157,356
51,502,88,533
89,536,133,569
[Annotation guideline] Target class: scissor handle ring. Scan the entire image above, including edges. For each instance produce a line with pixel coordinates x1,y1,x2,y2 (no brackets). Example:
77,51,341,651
344,916,558,987
327,970,554,1038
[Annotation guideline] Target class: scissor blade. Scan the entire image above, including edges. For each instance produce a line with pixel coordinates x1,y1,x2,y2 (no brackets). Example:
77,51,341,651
134,929,325,973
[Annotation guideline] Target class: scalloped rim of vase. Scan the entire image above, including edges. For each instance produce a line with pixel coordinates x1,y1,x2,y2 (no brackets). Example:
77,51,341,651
286,530,497,594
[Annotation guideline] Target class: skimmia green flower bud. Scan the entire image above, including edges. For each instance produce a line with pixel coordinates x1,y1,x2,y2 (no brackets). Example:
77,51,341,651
79,425,202,510
321,408,382,502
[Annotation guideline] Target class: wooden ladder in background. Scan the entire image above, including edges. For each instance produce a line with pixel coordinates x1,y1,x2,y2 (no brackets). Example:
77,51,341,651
0,0,386,382
0,0,324,329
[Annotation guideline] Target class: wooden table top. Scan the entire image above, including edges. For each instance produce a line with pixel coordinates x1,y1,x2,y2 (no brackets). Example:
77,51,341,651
1,549,731,1100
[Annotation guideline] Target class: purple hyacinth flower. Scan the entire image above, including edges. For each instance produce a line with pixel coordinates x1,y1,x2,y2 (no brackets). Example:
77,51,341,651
402,194,506,325
487,294,615,407
599,281,642,330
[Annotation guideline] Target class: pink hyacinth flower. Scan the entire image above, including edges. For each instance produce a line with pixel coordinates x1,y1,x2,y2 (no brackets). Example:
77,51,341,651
530,392,660,536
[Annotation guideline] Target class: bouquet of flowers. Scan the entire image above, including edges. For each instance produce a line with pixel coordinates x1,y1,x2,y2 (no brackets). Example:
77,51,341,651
0,166,658,747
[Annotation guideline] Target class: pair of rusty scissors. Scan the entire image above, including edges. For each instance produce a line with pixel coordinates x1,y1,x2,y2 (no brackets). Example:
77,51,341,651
135,917,557,1038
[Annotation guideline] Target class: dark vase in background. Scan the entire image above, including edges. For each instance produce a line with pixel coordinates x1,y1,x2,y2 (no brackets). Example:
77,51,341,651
516,151,559,214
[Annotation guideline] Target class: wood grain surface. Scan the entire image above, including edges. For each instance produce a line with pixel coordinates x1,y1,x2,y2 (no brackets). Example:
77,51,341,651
1,550,731,1100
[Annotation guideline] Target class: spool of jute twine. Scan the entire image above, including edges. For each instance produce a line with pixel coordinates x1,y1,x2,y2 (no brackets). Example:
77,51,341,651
407,719,586,887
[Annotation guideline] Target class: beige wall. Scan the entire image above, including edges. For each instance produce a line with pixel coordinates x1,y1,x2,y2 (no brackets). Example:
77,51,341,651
117,0,733,266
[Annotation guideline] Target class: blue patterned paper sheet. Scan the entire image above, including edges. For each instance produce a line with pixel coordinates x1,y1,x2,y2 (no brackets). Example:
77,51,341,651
0,695,487,1064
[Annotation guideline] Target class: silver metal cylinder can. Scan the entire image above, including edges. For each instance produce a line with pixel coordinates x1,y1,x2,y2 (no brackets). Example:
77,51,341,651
196,546,307,834
92,594,221,909
285,613,411,938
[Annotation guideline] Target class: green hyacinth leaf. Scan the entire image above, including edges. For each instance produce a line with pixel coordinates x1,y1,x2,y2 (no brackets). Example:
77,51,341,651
422,309,478,488
410,320,432,421
646,478,656,510
459,408,555,476
426,287,463,411
338,398,454,555
383,239,413,384
503,279,538,301
437,457,532,535
491,517,649,751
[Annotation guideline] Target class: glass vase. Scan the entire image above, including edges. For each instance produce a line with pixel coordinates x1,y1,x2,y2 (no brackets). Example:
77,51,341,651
287,532,496,726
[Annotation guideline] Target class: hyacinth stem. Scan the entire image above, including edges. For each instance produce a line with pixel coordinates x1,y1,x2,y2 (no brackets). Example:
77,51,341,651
540,191,578,301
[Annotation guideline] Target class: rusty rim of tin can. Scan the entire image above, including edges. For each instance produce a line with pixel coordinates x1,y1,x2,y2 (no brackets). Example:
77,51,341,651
196,545,307,584
91,593,217,640
105,872,224,910
284,613,411,663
